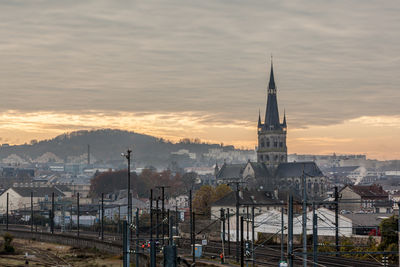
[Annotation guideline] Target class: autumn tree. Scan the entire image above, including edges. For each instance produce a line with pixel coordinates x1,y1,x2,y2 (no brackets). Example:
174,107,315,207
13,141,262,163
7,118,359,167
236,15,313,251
90,170,138,197
193,184,232,218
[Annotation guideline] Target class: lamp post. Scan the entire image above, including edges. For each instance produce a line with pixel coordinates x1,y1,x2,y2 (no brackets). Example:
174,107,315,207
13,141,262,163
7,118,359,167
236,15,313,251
122,149,132,225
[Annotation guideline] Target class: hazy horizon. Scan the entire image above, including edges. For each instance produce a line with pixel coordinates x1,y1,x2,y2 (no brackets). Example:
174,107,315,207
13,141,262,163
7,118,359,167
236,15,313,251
1,1,400,160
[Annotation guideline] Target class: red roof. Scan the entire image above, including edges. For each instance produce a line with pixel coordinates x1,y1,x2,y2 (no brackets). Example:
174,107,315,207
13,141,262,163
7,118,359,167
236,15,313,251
349,184,388,198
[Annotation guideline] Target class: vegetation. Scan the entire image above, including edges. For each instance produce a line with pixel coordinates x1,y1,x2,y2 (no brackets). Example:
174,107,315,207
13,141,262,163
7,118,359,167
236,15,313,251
193,184,232,218
1,232,15,254
0,129,250,168
90,169,197,198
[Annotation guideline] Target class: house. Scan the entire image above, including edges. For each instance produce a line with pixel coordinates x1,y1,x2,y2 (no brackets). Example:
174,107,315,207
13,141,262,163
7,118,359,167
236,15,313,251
339,184,389,213
210,189,282,219
0,186,65,212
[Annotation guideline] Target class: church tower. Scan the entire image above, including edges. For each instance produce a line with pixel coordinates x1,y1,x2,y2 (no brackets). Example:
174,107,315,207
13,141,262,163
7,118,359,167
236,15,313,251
257,61,287,168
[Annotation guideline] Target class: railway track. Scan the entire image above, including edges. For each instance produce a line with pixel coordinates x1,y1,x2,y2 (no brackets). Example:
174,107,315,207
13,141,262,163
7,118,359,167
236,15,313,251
2,224,397,266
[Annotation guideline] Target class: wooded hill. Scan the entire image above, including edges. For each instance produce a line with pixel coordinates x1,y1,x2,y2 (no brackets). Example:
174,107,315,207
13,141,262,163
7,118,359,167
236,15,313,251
0,129,249,168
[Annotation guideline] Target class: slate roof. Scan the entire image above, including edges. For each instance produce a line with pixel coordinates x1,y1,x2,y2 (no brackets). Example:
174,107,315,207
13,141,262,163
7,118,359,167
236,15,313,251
10,187,65,197
53,184,72,192
248,162,270,177
211,189,280,207
275,162,323,178
216,163,245,180
344,184,388,198
343,213,390,227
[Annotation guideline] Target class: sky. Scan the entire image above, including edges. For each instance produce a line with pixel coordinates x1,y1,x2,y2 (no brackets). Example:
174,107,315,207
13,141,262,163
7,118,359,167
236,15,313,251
1,0,400,160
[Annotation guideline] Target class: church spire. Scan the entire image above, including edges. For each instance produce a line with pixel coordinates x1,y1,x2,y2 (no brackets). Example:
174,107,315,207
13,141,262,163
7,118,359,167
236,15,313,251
258,109,262,127
264,59,280,130
283,109,287,127
268,59,276,90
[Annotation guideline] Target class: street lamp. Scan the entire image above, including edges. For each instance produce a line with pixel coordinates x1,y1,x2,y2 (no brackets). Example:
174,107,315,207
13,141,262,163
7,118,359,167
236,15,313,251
122,149,132,225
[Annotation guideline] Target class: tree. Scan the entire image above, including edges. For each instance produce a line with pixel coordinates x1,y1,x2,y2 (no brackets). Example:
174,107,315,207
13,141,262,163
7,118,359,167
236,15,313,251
90,170,138,197
193,185,215,217
193,184,232,218
378,215,398,251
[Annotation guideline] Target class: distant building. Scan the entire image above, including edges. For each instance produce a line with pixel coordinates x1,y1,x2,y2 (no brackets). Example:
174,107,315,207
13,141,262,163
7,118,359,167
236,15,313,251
215,61,327,198
0,186,65,212
339,184,390,213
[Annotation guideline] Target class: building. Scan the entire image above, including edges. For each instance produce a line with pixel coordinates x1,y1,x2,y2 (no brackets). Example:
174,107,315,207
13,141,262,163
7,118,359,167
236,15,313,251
257,62,287,167
0,186,65,213
339,184,390,213
210,189,281,219
215,61,327,198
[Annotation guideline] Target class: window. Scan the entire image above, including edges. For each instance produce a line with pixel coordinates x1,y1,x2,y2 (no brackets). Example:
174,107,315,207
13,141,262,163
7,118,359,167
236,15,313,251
266,155,269,161
275,155,278,161
261,141,264,148
279,142,283,147
266,139,270,147
260,155,263,161
274,142,278,147
281,155,284,161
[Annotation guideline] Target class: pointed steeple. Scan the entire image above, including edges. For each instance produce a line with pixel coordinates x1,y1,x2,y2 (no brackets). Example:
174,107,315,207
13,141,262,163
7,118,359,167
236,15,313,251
258,109,262,127
268,60,276,89
264,59,281,130
283,109,287,127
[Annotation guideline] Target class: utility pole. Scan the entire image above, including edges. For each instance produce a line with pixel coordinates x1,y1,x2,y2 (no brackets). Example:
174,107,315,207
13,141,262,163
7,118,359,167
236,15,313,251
398,201,400,267
136,208,139,267
251,206,255,267
123,220,129,267
6,192,8,231
150,189,155,267
51,192,55,234
77,192,80,238
235,182,240,263
31,192,34,232
193,212,196,264
240,216,244,267
334,186,339,257
123,149,132,226
227,208,231,255
302,167,307,267
221,208,225,257
156,197,159,245
281,206,284,262
101,193,104,241
312,202,318,267
175,205,178,235
288,195,293,267
246,206,249,241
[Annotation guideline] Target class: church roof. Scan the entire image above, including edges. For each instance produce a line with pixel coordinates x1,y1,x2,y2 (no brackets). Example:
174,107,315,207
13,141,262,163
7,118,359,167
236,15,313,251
247,162,271,177
216,163,245,180
275,162,323,178
211,189,279,207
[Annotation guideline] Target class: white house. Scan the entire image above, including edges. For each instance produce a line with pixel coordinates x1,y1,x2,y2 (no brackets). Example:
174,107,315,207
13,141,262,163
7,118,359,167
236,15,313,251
0,186,64,213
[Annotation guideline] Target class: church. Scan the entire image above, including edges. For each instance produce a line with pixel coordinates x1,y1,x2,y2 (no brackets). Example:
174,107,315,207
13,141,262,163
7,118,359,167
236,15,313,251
215,61,327,198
